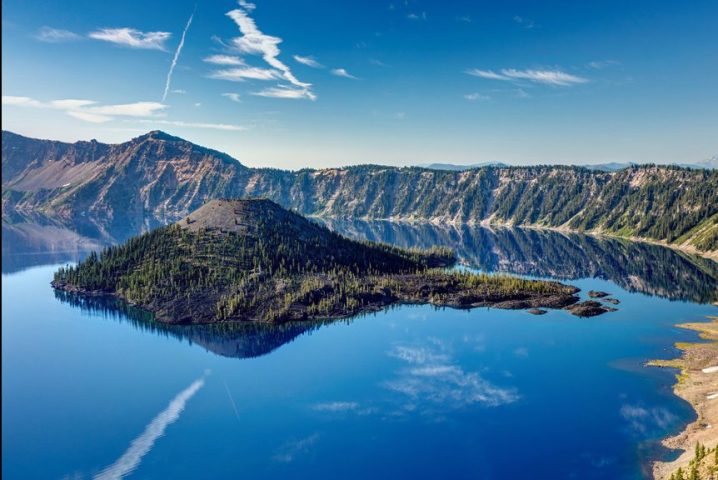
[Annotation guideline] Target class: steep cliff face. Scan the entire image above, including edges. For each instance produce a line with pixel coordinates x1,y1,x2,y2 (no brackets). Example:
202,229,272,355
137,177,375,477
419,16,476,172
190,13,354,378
3,130,717,254
2,130,248,232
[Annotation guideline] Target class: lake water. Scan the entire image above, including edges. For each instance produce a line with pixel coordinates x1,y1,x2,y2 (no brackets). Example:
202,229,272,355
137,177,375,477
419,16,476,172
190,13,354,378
3,221,717,479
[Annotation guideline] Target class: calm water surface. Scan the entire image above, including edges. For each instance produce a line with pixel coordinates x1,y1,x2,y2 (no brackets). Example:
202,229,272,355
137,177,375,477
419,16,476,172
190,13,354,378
3,222,717,479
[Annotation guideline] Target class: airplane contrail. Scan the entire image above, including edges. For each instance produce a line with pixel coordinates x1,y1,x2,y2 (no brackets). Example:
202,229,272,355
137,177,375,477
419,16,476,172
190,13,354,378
93,376,205,480
162,9,195,102
224,380,241,423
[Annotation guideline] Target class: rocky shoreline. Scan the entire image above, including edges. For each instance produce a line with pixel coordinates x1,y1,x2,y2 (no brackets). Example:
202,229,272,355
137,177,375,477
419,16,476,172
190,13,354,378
52,272,616,325
649,317,718,479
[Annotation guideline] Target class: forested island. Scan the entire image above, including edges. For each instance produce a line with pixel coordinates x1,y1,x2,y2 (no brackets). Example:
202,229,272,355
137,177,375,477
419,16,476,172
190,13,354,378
51,199,611,324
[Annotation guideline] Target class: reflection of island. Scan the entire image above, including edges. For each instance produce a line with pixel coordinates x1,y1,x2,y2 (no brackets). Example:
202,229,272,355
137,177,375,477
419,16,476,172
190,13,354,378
54,289,321,359
5,213,717,304
321,220,718,304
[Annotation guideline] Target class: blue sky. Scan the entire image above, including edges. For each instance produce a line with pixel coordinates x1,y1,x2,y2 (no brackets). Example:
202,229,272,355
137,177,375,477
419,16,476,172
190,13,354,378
2,0,716,169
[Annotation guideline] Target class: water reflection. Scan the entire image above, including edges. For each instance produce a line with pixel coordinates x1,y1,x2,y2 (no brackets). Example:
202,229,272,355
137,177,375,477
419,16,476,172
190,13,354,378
53,289,326,359
2,214,157,274
322,219,718,304
5,217,717,304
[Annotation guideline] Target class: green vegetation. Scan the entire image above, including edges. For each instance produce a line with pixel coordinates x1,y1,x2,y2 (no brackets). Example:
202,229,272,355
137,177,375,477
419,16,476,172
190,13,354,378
53,199,581,324
3,131,716,253
667,442,718,480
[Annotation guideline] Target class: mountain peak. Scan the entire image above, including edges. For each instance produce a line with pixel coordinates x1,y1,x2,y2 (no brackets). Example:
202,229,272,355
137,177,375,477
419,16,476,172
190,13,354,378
133,130,184,143
180,198,302,234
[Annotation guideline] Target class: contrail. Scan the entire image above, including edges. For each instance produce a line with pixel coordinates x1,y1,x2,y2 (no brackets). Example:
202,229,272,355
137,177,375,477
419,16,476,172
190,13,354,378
93,376,205,480
223,380,241,423
162,8,195,102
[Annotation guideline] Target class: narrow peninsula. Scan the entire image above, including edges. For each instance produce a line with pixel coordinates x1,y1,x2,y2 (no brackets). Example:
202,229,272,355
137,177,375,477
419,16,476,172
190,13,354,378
52,199,610,324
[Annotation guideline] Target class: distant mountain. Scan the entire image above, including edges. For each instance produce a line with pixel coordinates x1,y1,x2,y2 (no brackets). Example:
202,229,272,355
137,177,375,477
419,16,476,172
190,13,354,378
582,156,718,171
582,162,637,172
692,155,718,170
3,130,717,255
419,162,509,171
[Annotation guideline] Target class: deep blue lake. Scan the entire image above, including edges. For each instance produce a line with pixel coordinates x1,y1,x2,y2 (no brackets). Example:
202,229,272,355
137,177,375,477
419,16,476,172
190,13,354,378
3,221,717,479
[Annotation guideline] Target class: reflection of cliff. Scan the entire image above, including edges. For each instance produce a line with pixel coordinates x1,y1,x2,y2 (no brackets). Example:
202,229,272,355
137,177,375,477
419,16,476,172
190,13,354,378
1,214,148,274
322,220,718,304
53,290,322,359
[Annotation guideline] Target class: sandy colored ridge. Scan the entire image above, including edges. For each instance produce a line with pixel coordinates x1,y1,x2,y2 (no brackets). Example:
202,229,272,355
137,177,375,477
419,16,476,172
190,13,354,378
650,316,718,479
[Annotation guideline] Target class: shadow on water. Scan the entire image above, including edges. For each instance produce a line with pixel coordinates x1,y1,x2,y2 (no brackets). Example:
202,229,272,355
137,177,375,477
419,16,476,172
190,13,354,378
53,289,331,359
321,219,718,304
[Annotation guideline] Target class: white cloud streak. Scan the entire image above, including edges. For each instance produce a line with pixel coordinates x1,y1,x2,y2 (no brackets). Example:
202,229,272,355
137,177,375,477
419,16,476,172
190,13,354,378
36,26,81,43
466,68,588,86
162,11,194,102
2,95,166,123
464,93,490,101
204,54,247,66
214,3,314,100
93,377,205,480
293,55,323,68
89,28,171,51
221,93,242,102
252,85,316,100
209,67,282,82
385,343,518,414
330,68,357,79
137,119,246,131
273,434,320,463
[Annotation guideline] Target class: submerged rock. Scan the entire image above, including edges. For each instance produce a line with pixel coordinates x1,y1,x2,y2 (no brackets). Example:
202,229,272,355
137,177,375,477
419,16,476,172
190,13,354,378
527,308,548,315
603,298,620,305
588,290,610,298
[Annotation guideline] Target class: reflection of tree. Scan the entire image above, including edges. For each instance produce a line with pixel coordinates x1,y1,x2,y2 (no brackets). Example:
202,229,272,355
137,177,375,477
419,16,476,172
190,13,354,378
53,289,325,359
322,220,718,304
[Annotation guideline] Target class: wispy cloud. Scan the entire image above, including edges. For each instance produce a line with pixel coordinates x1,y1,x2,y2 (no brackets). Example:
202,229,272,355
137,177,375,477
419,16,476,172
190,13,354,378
93,376,205,480
456,15,472,23
330,68,357,79
407,12,427,20
171,89,187,94
587,60,620,69
136,119,246,131
36,26,81,43
204,54,247,66
273,434,320,463
311,401,377,416
90,102,168,117
210,67,282,82
252,85,316,100
464,93,490,101
513,15,535,29
620,403,677,435
218,2,314,100
222,92,241,102
312,402,360,412
2,95,166,123
162,10,194,102
384,343,518,415
89,28,171,50
238,0,256,11
466,69,509,81
466,68,588,86
1,96,44,107
293,55,324,68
